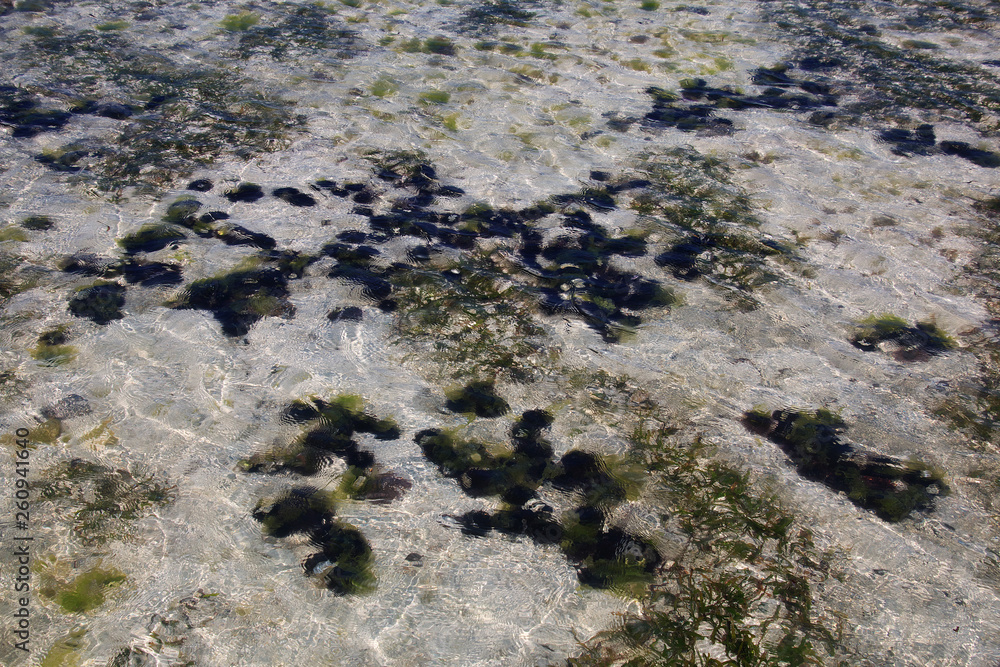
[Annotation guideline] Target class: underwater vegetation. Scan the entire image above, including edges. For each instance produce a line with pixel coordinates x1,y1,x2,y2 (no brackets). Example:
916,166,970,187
416,408,660,591
742,407,948,522
444,380,510,418
454,0,540,35
38,458,175,544
67,282,126,325
252,486,376,595
0,250,40,304
168,263,294,338
238,394,401,477
633,69,839,135
636,148,792,310
228,3,365,61
0,84,71,137
41,564,127,614
571,420,841,666
761,0,1000,130
31,326,78,366
17,28,304,192
878,124,1000,167
240,395,400,593
50,149,781,348
850,313,956,361
118,224,187,255
931,193,1000,445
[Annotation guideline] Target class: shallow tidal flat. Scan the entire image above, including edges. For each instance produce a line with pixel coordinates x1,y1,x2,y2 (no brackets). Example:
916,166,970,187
1,0,1000,665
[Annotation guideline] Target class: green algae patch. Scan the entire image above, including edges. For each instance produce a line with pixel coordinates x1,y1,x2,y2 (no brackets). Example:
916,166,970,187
118,224,187,255
251,486,377,595
743,407,948,522
95,20,129,32
169,263,294,337
850,314,955,361
418,90,451,105
40,627,87,667
0,226,30,242
570,420,842,666
32,326,78,366
38,458,176,544
370,76,399,98
220,12,260,32
41,564,126,613
68,282,126,325
20,28,304,192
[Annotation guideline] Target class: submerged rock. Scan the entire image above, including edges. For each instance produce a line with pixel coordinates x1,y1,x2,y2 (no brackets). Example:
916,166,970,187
444,380,510,418
849,314,955,361
273,186,317,206
418,408,659,589
118,224,187,255
742,407,948,521
171,266,293,337
68,282,126,324
224,183,265,203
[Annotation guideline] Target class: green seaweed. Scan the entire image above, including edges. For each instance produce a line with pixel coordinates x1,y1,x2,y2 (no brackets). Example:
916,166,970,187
763,0,1000,129
38,458,176,544
39,627,87,667
117,224,187,255
743,407,948,522
20,28,304,192
850,314,955,359
32,326,78,366
570,420,842,665
42,565,127,613
220,12,260,32
635,148,791,309
391,254,551,382
231,4,364,60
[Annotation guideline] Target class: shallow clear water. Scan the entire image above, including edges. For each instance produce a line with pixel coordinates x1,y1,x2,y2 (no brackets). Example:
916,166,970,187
1,1,1000,665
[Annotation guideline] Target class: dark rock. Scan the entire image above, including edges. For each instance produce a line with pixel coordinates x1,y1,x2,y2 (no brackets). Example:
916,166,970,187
940,141,1000,168
327,306,363,322
94,103,133,120
224,183,265,203
444,380,510,418
41,394,92,420
68,283,126,325
273,187,317,207
120,260,183,286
